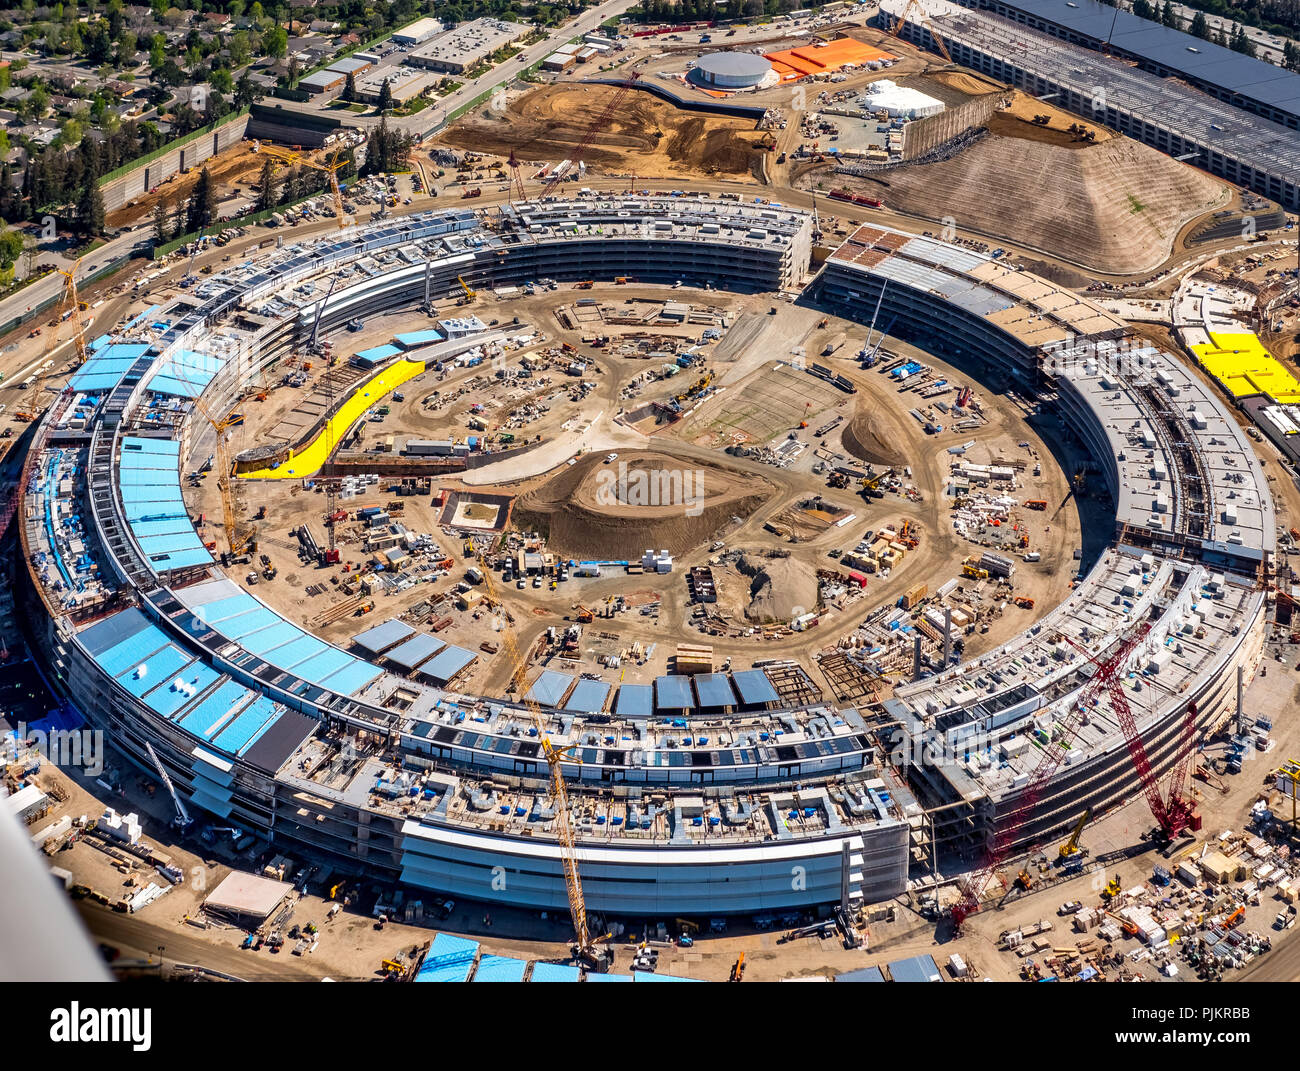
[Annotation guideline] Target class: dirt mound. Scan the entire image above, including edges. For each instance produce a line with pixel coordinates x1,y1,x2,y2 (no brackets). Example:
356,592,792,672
513,451,775,559
734,552,818,623
842,407,907,468
835,129,1227,275
439,84,765,180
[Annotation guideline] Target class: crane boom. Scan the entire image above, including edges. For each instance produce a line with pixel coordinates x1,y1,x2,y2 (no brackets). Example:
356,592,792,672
951,622,1151,930
891,0,953,63
542,69,642,194
479,555,596,962
254,141,352,229
144,740,193,830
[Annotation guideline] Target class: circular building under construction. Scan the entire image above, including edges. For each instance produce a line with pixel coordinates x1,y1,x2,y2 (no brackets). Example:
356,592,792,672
690,51,775,90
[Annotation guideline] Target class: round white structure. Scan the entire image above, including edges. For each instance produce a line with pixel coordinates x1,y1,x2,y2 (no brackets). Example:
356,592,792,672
691,51,773,89
859,79,945,119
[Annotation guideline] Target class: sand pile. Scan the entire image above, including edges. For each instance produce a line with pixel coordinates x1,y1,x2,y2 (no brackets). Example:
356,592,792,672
734,552,818,623
513,452,775,559
831,125,1227,275
841,406,907,468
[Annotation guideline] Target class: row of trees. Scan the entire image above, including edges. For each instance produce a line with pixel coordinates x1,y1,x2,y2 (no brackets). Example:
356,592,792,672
628,0,800,23
1101,0,1300,40
1113,0,1300,66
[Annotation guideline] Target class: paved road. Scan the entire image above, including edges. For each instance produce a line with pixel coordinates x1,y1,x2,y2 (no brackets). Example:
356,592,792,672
264,0,643,142
75,900,326,982
1164,2,1295,66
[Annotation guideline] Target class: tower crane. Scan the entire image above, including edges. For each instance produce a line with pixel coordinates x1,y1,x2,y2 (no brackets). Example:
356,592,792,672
144,739,193,831
253,141,353,230
506,149,528,204
890,0,954,64
189,385,254,560
43,259,91,367
950,621,1152,932
478,555,606,968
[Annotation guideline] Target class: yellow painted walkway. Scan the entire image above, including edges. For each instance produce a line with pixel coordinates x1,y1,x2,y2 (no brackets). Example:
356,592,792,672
239,358,427,480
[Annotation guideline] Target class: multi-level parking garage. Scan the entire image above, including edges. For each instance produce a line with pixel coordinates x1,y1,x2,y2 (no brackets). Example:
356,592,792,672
880,0,1300,212
17,197,1272,919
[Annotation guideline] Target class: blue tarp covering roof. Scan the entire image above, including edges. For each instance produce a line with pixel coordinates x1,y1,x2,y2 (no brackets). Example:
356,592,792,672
417,643,476,684
182,582,381,696
529,962,580,982
119,436,212,572
77,607,285,761
526,669,573,708
563,677,611,714
146,348,225,398
352,619,416,654
654,674,693,710
731,668,779,706
384,633,444,671
836,965,886,982
888,954,942,982
584,972,633,982
472,954,527,982
633,971,703,982
68,342,151,393
414,933,479,982
614,683,653,717
693,672,736,709
393,329,444,349
355,343,401,364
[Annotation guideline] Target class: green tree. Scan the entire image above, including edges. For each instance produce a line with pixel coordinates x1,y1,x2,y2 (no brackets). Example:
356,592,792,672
256,155,277,211
115,30,136,67
186,165,216,232
209,67,233,94
1285,41,1300,72
1189,9,1208,38
377,77,393,114
77,174,105,237
152,197,167,243
342,69,356,103
265,25,286,58
235,70,256,107
228,30,251,67
149,32,165,71
1159,1,1178,28
28,83,49,117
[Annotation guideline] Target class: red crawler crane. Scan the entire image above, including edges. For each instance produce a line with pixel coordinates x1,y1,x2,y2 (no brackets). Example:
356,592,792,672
1064,633,1201,842
542,70,641,195
950,621,1152,932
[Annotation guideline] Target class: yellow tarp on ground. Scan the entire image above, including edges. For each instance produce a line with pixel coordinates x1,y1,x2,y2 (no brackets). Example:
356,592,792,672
239,358,428,480
1191,331,1300,405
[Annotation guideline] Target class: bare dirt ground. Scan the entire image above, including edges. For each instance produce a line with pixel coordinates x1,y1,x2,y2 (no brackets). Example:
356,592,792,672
807,95,1229,275
106,141,266,229
438,83,768,181
513,449,777,559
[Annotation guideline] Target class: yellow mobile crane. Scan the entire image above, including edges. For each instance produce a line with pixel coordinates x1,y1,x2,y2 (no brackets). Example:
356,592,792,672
1057,807,1092,863
479,555,605,967
456,275,476,305
253,141,352,230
